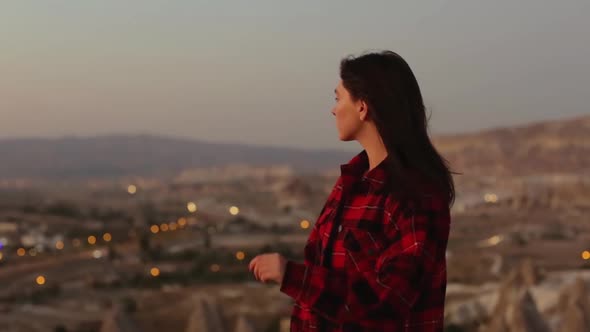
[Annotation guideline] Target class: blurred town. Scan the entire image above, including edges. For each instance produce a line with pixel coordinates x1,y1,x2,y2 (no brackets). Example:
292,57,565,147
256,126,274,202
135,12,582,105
0,115,589,332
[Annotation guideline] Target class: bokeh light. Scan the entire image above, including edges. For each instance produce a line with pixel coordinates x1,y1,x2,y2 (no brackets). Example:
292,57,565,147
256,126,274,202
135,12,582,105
150,267,160,277
187,202,197,213
127,185,137,195
103,233,112,242
229,206,239,215
484,193,498,203
300,220,310,229
36,275,46,285
150,225,160,234
93,250,103,259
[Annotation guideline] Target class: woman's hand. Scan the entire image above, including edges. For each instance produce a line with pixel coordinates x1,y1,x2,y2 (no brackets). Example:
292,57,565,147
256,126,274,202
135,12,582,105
248,253,287,284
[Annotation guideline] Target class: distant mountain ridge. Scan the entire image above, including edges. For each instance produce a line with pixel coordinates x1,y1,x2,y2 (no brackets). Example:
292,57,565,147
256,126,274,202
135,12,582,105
434,114,590,176
0,114,588,180
0,135,353,179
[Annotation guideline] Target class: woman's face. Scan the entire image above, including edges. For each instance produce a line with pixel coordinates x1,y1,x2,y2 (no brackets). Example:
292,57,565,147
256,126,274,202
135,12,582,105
332,80,364,142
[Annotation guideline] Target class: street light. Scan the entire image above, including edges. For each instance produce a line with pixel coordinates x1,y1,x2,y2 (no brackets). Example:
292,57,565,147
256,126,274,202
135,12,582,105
300,220,310,229
127,185,137,195
187,202,197,213
150,267,160,277
150,225,160,234
36,275,46,285
229,206,239,216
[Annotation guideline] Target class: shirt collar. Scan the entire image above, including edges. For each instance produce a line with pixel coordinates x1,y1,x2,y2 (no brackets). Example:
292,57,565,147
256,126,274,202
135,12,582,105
339,150,389,191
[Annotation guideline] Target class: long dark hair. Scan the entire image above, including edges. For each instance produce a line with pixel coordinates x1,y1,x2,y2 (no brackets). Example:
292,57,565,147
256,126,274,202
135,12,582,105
340,50,456,206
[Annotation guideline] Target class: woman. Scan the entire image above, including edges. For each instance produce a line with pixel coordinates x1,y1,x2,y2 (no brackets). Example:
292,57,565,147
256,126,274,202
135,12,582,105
249,50,455,332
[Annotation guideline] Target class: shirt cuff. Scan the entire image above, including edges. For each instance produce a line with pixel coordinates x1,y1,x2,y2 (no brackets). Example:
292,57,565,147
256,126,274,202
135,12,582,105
280,260,308,300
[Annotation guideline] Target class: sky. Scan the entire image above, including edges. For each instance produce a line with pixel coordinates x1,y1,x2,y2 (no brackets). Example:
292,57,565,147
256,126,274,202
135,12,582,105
1,0,589,151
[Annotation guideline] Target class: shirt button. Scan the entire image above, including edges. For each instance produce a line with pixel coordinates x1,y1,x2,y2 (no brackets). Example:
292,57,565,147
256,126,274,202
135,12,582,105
338,225,342,232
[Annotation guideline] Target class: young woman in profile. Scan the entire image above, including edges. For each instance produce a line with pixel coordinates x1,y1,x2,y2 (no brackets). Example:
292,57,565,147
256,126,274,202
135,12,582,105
249,50,455,332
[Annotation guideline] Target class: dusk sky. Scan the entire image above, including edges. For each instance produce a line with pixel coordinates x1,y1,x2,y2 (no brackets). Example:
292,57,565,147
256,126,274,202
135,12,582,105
1,1,589,151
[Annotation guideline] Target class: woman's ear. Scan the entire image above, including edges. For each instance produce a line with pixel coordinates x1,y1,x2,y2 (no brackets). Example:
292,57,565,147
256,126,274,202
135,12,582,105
359,100,369,121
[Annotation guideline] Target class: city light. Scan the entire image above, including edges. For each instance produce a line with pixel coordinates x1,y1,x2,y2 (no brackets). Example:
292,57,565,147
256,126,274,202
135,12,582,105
210,264,221,272
36,275,46,285
187,202,198,213
300,220,311,229
93,250,103,259
236,251,246,261
17,248,26,256
127,185,137,195
72,239,81,247
477,234,504,248
582,251,590,260
150,225,160,234
88,235,97,245
484,193,498,203
160,223,169,232
169,222,178,231
177,217,187,227
0,252,3,261
29,248,37,256
488,235,502,246
229,206,239,216
103,233,112,242
150,267,160,277
55,241,65,250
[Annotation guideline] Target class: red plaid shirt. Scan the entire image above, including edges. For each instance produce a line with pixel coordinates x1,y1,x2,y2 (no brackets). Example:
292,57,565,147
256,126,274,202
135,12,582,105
280,150,451,332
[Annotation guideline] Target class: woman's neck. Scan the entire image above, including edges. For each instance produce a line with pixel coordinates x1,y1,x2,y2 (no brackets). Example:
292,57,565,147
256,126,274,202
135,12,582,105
357,125,388,172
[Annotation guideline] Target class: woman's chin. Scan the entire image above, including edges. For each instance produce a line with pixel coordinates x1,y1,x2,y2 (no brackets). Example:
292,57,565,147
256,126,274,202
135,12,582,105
338,134,354,142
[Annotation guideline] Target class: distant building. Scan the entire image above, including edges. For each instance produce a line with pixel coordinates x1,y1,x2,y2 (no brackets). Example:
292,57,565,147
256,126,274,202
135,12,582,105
174,165,294,184
0,221,18,233
20,230,63,251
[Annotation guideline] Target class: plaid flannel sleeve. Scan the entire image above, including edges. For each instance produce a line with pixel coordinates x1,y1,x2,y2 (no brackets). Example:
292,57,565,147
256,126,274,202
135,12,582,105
280,195,448,323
